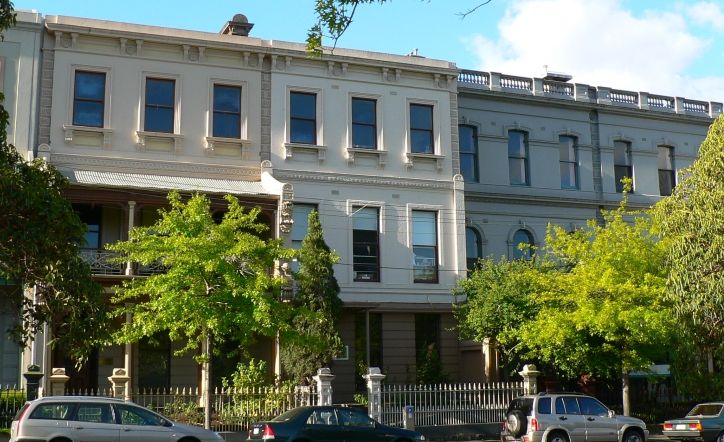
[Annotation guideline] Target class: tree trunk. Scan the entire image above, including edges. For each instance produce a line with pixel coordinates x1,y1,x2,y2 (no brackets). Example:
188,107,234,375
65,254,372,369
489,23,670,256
621,370,630,416
202,332,212,430
707,350,714,374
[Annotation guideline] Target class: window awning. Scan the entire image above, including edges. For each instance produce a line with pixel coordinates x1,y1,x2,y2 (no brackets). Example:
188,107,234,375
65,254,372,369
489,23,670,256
62,169,276,197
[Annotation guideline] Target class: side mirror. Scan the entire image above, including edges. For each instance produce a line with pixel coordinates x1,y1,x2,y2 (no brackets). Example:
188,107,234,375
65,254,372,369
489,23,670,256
608,410,616,418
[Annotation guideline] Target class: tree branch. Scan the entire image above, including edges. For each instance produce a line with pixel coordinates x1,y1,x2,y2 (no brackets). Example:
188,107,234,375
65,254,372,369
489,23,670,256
457,0,493,19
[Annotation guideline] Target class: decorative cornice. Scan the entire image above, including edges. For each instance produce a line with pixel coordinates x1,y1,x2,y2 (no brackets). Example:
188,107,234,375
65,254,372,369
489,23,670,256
49,153,261,180
274,169,455,190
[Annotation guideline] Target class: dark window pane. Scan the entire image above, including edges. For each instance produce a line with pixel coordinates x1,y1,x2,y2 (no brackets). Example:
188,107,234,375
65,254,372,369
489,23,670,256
561,163,577,189
615,165,632,193
213,113,241,138
415,313,440,362
513,229,533,260
75,72,105,100
352,124,376,149
563,397,581,415
214,85,241,113
411,129,433,153
459,126,475,153
509,158,528,185
353,207,379,282
555,398,566,414
559,136,576,161
290,119,316,144
538,397,552,414
410,104,432,129
290,92,316,119
659,169,675,196
144,107,174,133
459,126,479,182
508,131,527,157
73,101,104,127
352,98,375,124
145,79,175,106
413,246,437,282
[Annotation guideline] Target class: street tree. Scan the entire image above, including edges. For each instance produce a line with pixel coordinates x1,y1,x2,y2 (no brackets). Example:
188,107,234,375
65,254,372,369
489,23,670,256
0,1,107,363
280,209,343,384
108,191,294,426
455,188,673,415
651,116,724,397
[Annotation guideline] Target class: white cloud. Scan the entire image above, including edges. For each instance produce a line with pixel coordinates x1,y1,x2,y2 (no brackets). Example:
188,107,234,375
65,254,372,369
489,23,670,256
463,0,724,103
687,1,724,32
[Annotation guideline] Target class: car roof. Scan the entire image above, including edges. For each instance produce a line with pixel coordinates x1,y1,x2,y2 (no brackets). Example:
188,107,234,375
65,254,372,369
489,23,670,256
32,396,126,403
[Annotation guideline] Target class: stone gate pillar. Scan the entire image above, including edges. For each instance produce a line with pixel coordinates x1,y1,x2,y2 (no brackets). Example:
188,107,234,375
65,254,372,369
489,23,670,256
364,367,386,422
519,364,541,395
313,368,335,406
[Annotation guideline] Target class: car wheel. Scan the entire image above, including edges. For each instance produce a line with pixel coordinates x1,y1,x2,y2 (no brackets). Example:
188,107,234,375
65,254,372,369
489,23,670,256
715,432,724,442
548,431,569,442
623,429,644,442
506,409,528,437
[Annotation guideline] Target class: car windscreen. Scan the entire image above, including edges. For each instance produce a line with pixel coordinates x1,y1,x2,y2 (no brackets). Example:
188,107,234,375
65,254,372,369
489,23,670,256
271,407,308,422
687,404,723,417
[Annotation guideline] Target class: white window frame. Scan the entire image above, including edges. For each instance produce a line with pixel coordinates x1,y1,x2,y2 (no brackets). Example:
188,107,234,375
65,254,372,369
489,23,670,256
136,72,183,150
205,78,250,151
407,204,443,284
63,65,113,148
347,200,385,284
405,98,443,170
346,93,386,166
285,86,326,160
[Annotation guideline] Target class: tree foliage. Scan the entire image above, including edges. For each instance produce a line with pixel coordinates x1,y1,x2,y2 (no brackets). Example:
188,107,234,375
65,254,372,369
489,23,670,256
0,1,107,362
280,210,343,384
307,0,387,55
651,115,724,396
108,191,295,358
455,189,673,408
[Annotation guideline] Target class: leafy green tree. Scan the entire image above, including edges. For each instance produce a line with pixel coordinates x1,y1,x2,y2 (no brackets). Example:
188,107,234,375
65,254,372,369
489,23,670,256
455,189,673,414
651,116,724,397
108,191,295,426
280,210,343,384
0,2,107,363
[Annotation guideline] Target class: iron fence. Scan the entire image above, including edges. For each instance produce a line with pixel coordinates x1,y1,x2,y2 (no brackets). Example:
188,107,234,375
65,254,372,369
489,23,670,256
65,384,316,432
0,385,24,429
380,381,524,427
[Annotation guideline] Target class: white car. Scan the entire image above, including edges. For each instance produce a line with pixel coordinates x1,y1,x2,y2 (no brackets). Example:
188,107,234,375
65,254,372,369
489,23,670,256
10,396,223,442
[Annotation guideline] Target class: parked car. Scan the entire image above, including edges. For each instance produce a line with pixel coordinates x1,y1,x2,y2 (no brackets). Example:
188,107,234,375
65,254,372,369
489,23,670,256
501,392,648,442
247,405,426,442
10,395,223,442
663,402,724,442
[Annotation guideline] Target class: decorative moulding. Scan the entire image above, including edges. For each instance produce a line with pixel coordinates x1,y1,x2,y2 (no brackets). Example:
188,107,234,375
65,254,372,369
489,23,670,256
136,130,184,152
405,152,445,171
204,136,250,154
346,147,386,167
284,143,327,161
62,125,113,149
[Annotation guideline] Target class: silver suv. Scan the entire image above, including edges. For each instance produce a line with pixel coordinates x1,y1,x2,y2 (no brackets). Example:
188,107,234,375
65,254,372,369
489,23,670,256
501,392,649,442
10,396,223,442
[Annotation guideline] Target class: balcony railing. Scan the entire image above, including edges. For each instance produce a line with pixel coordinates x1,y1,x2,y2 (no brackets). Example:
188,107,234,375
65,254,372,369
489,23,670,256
80,249,124,275
456,70,723,118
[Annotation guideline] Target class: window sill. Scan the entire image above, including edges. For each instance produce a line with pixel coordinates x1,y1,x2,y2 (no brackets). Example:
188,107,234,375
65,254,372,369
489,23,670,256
406,152,445,171
346,147,387,166
284,142,327,160
63,125,113,148
136,131,184,151
204,136,251,154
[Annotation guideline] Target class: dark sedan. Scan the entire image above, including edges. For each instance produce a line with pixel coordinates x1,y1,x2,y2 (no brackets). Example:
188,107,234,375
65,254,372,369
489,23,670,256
247,405,426,442
663,402,724,442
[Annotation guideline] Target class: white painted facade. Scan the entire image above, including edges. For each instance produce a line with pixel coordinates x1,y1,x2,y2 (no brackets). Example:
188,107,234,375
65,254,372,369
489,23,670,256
0,10,43,387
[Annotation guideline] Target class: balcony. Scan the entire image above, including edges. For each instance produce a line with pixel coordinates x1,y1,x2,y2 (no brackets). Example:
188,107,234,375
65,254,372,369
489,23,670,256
80,249,124,275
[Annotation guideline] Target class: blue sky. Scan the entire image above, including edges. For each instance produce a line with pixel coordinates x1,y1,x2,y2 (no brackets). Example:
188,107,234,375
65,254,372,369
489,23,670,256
14,0,724,103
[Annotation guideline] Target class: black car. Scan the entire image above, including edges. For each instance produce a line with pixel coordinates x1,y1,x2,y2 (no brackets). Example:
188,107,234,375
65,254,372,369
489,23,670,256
247,405,426,442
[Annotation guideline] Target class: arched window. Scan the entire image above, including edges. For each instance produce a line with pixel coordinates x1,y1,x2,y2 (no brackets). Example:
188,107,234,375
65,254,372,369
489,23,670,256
465,227,482,270
512,229,534,260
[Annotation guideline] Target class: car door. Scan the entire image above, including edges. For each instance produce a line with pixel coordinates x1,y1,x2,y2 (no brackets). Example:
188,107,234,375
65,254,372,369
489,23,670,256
68,402,119,442
114,403,173,442
337,408,387,442
578,397,617,442
555,396,588,442
300,407,345,442
23,401,74,440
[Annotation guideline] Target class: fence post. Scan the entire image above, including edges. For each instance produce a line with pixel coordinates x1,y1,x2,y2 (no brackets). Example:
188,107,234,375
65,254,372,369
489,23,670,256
364,367,386,422
108,368,131,400
519,364,541,395
313,367,335,406
23,364,44,400
49,368,70,396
